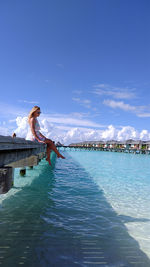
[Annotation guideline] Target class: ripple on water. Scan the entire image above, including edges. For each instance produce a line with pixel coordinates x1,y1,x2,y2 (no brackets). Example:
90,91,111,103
0,152,150,266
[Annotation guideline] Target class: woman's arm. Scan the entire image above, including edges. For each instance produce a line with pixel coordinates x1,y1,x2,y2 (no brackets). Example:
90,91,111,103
39,132,46,139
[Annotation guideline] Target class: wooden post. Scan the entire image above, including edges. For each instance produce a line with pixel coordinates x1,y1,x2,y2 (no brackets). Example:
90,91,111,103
20,168,26,176
0,167,14,194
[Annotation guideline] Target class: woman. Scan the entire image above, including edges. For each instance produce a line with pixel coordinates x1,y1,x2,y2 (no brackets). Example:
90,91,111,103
26,106,65,165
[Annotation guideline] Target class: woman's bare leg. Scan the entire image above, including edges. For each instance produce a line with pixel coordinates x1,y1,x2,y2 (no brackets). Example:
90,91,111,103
45,139,65,159
46,145,51,165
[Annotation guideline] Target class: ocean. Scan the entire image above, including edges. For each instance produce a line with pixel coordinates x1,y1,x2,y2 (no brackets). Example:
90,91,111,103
0,149,150,266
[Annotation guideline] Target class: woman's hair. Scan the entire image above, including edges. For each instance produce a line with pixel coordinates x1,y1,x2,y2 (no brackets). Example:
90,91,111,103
28,106,40,122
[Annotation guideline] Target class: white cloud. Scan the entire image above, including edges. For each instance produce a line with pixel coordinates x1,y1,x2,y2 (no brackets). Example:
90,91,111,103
43,112,103,128
93,83,136,99
140,130,150,140
3,115,148,145
4,113,104,144
101,125,117,140
137,113,150,118
1,111,150,145
8,119,16,123
94,83,106,88
117,126,139,141
103,99,150,118
15,117,29,137
103,99,136,112
72,97,91,109
18,100,39,104
93,84,150,118
0,126,11,136
72,90,82,95
0,102,26,118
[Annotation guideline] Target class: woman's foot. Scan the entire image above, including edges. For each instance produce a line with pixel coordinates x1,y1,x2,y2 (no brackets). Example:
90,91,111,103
57,153,65,159
46,157,51,165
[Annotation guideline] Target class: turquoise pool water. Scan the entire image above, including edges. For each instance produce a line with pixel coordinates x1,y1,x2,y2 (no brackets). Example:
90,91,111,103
0,150,150,266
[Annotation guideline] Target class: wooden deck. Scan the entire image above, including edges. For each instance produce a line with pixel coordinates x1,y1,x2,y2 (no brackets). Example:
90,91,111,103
0,135,46,194
0,135,46,167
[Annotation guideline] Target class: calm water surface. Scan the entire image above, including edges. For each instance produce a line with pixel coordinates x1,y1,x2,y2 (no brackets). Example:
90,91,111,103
0,150,150,267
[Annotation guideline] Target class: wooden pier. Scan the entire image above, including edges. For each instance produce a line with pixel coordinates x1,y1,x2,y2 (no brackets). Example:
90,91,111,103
0,135,46,194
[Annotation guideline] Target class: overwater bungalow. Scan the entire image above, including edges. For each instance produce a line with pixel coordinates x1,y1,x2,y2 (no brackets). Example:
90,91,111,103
106,140,117,149
116,141,126,149
69,140,150,153
142,141,150,150
125,140,142,150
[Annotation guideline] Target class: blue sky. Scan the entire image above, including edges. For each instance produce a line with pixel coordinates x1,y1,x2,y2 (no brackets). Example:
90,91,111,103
0,0,150,142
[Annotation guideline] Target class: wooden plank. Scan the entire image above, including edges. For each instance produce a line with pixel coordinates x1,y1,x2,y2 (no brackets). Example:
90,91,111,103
7,155,39,168
0,136,46,151
0,143,44,150
0,135,34,143
0,135,46,167
0,148,45,168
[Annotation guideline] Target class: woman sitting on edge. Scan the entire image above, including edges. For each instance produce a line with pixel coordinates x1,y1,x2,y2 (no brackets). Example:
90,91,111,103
26,106,65,165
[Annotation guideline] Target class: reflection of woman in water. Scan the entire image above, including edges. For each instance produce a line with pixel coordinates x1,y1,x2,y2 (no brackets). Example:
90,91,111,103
26,106,65,165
